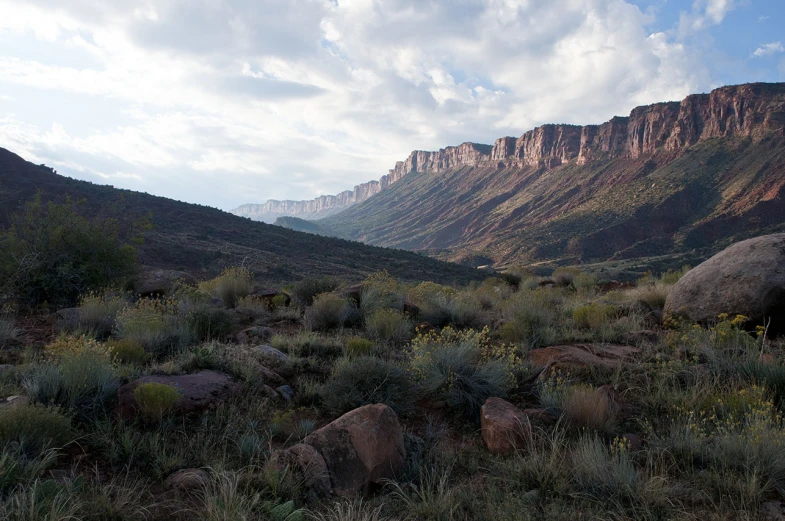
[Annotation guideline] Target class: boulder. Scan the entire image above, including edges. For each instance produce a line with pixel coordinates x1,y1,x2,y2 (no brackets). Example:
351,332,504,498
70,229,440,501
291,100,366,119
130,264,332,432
236,326,274,344
269,444,331,496
303,404,406,497
276,385,294,401
117,370,241,421
131,267,196,296
528,344,640,372
164,468,211,491
664,233,785,334
253,345,290,363
480,398,531,455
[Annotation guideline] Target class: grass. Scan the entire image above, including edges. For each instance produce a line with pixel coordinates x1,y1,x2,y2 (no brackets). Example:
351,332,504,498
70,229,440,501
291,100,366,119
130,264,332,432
2,266,785,520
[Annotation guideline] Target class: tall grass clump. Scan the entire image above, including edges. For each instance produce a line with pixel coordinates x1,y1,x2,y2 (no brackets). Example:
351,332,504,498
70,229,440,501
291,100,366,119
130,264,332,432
321,356,415,416
359,271,404,318
0,315,19,347
0,479,83,520
115,297,193,357
410,327,516,421
570,435,639,499
304,293,358,331
293,277,341,307
311,500,384,521
133,382,182,422
68,292,128,338
0,404,74,455
500,290,560,348
199,267,253,308
416,292,486,329
365,309,412,344
552,267,581,287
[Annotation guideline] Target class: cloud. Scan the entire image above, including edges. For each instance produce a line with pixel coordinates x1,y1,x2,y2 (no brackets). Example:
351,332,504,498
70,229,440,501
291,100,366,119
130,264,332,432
679,0,737,35
753,42,785,58
0,0,744,210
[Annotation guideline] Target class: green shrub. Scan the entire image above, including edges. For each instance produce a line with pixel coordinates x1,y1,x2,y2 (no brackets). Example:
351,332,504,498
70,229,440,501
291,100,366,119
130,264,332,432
0,195,139,309
0,479,83,520
570,435,639,498
500,293,559,348
72,293,128,338
186,306,235,341
199,267,253,308
0,405,74,454
114,297,193,357
0,315,19,347
627,282,671,312
322,356,415,416
573,272,597,291
292,277,341,307
106,338,149,366
345,337,374,358
418,292,486,329
0,444,58,492
303,293,358,331
572,303,618,329
359,285,403,318
411,327,513,421
552,267,581,287
364,309,412,343
133,382,182,422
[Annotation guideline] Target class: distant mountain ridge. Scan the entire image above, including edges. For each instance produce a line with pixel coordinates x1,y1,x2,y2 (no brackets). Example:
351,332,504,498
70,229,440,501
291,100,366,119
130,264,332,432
310,82,785,268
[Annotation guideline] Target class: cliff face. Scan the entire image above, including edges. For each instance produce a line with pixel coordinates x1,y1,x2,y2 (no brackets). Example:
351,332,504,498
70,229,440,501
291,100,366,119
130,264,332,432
233,83,785,222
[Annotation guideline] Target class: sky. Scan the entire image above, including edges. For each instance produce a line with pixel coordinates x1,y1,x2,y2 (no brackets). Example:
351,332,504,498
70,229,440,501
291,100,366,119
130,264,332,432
0,0,783,211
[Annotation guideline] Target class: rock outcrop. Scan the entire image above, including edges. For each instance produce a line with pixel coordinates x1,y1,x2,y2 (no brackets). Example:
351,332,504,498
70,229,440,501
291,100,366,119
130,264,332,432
233,83,785,223
664,233,785,333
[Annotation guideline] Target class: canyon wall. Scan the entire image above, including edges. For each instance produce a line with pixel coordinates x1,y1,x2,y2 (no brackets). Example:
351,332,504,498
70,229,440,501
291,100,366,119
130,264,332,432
232,83,785,222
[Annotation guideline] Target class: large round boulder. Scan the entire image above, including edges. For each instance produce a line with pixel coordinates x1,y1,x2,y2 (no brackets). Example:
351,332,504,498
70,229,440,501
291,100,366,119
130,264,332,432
303,403,406,498
664,234,785,333
480,398,531,455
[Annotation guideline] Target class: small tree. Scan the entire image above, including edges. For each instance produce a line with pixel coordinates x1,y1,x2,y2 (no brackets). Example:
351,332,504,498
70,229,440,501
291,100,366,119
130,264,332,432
0,195,139,309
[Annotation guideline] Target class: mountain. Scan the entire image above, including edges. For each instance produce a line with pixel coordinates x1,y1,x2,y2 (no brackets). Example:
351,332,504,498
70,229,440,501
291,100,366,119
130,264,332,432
0,148,484,286
313,82,785,268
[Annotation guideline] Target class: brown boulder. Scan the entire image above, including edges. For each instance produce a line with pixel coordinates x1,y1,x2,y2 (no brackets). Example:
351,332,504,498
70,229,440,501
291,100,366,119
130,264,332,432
269,444,331,496
132,267,196,296
528,344,640,372
481,398,531,455
117,370,241,421
303,404,406,497
664,233,785,333
164,468,211,491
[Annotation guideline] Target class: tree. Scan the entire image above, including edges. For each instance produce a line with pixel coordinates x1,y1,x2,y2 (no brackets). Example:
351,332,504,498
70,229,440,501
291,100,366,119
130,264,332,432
0,195,139,309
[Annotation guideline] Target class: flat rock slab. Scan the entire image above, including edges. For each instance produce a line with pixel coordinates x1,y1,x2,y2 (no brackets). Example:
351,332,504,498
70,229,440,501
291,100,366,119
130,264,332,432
528,344,640,371
117,370,241,421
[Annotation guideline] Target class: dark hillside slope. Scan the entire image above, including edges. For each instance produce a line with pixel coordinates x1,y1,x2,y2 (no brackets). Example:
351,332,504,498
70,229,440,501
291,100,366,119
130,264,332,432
320,83,785,267
0,148,483,285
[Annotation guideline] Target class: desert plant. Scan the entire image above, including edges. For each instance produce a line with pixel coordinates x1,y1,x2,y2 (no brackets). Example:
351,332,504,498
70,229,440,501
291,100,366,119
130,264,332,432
627,282,671,312
0,315,19,347
0,195,139,309
115,297,193,357
310,500,385,521
0,404,74,455
387,466,458,521
133,382,182,422
500,292,559,349
304,293,358,331
186,305,235,341
70,292,128,338
322,356,415,416
0,479,83,520
199,267,253,308
552,267,581,287
345,337,374,358
417,292,486,329
200,469,307,521
572,303,618,329
411,327,513,421
573,272,598,292
365,309,413,343
0,445,58,492
562,385,616,432
106,338,149,366
293,277,341,307
570,435,639,499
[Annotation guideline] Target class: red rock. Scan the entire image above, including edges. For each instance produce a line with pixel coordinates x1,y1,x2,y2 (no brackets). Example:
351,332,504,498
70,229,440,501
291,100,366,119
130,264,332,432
528,344,640,372
269,444,331,496
303,404,406,498
117,370,241,421
481,398,531,455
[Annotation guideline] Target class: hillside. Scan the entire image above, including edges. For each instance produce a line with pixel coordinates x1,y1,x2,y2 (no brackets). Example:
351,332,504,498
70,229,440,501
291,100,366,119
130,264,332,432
0,148,484,285
317,83,785,268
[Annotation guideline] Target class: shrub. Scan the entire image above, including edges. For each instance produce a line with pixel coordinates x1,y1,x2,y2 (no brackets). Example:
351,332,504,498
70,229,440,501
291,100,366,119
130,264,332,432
573,272,597,291
364,309,412,343
303,293,358,331
0,479,83,520
311,500,384,521
322,357,415,416
72,293,128,338
417,292,486,329
186,306,235,341
133,382,182,422
0,445,58,492
199,267,253,308
292,277,341,307
411,327,514,421
106,338,149,366
562,385,616,432
500,293,559,349
627,282,671,312
0,195,139,309
552,267,581,287
572,303,618,329
359,285,403,318
345,337,374,358
114,297,193,357
570,435,639,499
0,315,19,347
0,405,74,454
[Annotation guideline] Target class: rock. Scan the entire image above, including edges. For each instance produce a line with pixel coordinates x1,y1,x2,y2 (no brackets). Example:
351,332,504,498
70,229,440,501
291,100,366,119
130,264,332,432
522,408,558,425
253,345,290,363
276,385,294,401
342,285,364,305
269,444,331,496
117,370,241,421
480,398,531,455
622,330,660,345
261,385,280,400
622,433,643,451
164,468,211,491
664,233,785,334
131,267,196,297
0,395,29,410
257,365,286,387
528,344,640,372
303,404,406,497
55,308,81,324
237,327,274,345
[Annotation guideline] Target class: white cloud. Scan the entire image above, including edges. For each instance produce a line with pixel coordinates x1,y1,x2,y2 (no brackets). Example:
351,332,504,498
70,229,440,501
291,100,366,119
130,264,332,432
753,42,785,58
0,0,738,210
679,0,737,35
